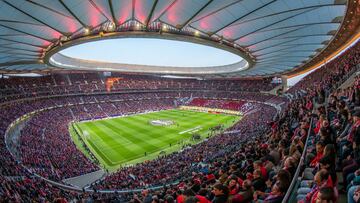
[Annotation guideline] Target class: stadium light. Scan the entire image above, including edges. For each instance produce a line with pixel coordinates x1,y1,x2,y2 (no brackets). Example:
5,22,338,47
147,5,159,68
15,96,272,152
84,27,90,35
109,22,115,30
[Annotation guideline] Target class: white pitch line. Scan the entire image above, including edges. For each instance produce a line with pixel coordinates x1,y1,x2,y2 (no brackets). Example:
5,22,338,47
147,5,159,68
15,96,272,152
179,126,202,135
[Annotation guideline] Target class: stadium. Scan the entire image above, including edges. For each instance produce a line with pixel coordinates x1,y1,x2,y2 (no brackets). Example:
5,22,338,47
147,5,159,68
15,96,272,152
0,0,359,202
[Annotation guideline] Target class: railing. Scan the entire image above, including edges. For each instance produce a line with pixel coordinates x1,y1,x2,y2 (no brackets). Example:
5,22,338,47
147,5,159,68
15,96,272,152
282,63,360,202
335,63,360,89
282,117,314,203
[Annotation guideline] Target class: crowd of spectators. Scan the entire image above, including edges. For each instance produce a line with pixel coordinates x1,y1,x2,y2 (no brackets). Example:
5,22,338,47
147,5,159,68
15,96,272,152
0,40,358,202
0,88,281,201
288,41,360,99
0,74,278,103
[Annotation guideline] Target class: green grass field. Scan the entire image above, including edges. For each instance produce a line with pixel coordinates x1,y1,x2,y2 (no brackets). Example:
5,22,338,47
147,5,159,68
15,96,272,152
70,109,240,171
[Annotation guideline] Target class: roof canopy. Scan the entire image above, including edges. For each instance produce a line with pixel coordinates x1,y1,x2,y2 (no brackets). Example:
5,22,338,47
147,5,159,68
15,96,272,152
0,0,353,78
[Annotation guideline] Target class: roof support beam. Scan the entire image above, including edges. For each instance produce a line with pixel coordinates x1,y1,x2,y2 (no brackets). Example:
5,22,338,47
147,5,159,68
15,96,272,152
253,22,340,34
180,0,214,30
132,0,136,20
0,37,46,48
0,19,43,26
0,56,37,61
268,34,332,41
257,62,298,67
229,4,343,28
152,0,178,23
255,43,325,55
250,38,303,52
232,7,318,41
257,52,315,59
0,47,39,53
257,60,303,64
0,61,41,67
108,0,118,25
3,0,66,36
0,51,39,57
211,0,277,36
146,0,159,27
89,0,111,22
190,0,243,24
253,39,325,52
258,56,309,61
0,23,54,42
243,26,306,47
26,0,74,19
58,0,88,28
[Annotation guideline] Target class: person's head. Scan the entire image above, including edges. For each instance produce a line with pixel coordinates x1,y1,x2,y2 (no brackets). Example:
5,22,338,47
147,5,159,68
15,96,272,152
275,169,291,187
165,195,174,203
319,114,327,121
320,127,329,138
253,169,262,179
183,189,196,197
228,178,238,187
319,156,332,170
198,188,208,197
253,160,262,170
300,128,307,137
340,110,349,120
353,111,360,122
142,189,150,197
151,195,159,203
315,187,334,203
314,169,329,186
322,120,329,128
212,183,229,197
242,179,252,190
323,144,335,157
316,141,326,153
293,136,300,144
271,181,287,196
284,157,296,168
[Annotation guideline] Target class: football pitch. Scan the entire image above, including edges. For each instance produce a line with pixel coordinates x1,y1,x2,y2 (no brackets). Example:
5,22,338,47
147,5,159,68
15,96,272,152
70,109,241,170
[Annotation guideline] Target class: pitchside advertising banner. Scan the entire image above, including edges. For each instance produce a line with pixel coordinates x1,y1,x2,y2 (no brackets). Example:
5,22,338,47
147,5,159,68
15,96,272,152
179,106,242,116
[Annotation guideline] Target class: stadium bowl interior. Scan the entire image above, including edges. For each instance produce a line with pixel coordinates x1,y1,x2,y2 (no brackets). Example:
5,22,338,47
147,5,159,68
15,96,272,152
0,0,359,202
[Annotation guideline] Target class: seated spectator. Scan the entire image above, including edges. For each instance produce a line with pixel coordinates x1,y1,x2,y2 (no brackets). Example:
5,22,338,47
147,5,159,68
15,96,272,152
253,181,286,203
297,169,330,202
231,179,253,203
211,184,229,203
315,187,335,203
308,141,325,168
252,169,266,192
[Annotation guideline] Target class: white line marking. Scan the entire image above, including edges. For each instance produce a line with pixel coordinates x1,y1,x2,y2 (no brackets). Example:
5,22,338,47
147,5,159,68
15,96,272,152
179,126,202,135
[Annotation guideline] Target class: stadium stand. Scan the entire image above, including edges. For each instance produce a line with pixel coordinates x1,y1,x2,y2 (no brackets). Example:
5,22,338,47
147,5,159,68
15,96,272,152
0,40,359,202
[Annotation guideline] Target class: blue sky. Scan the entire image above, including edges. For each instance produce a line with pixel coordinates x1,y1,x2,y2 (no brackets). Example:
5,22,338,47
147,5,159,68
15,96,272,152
61,38,242,67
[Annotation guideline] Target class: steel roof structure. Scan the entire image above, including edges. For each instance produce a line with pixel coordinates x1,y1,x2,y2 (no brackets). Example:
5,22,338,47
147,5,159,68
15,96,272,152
0,0,356,78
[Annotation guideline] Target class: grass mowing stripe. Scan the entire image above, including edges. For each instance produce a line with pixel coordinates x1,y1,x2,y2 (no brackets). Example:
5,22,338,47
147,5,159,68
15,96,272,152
83,122,129,162
101,120,159,152
73,109,240,170
77,124,118,166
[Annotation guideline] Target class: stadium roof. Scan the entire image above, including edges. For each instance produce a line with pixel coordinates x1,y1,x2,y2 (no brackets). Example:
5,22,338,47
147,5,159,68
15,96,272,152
0,0,358,78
